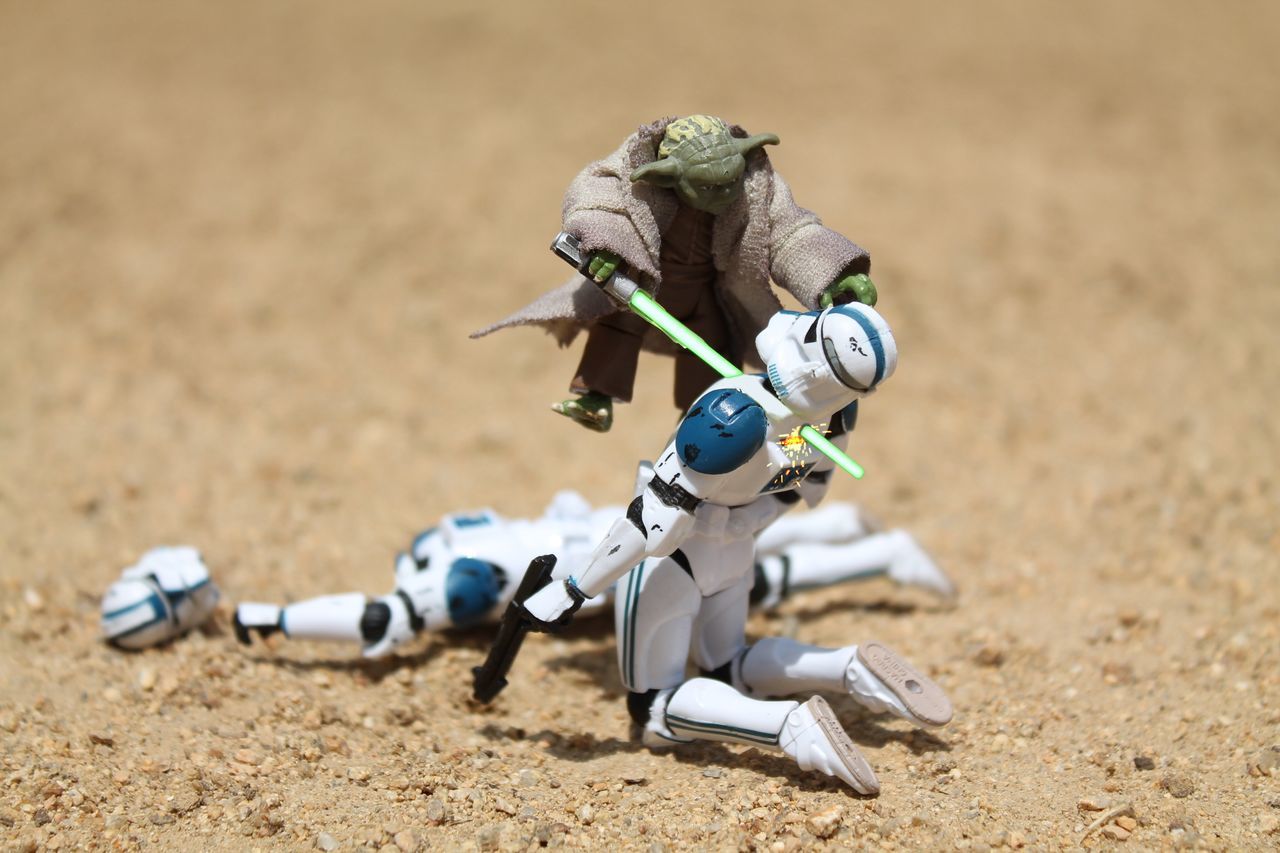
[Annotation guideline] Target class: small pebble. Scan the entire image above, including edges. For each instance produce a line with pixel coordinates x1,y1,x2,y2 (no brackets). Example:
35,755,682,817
394,829,419,852
576,804,594,825
1102,662,1135,685
1115,816,1138,831
234,749,261,766
1078,796,1111,812
138,669,157,691
1101,824,1131,841
806,805,842,839
973,644,1005,667
169,790,201,813
1134,755,1155,771
1161,774,1195,798
425,798,446,824
315,832,339,851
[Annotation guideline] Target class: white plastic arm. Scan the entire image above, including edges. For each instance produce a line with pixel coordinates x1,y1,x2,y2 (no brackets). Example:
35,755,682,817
572,481,696,599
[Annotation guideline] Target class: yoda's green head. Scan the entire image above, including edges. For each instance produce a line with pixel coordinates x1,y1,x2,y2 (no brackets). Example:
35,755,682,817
630,115,779,215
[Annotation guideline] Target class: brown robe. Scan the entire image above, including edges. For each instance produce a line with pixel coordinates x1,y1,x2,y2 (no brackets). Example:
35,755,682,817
472,118,870,409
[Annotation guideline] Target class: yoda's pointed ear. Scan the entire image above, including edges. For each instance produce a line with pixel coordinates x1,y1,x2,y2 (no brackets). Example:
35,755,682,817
734,133,780,155
630,158,683,188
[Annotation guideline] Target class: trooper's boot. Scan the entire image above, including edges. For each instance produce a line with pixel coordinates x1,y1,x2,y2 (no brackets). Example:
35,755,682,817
233,602,285,645
754,502,880,553
780,695,880,795
551,392,613,432
639,677,879,795
881,531,957,599
740,638,953,728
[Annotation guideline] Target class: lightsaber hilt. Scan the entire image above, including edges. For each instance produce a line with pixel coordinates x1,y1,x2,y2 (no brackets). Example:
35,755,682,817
550,231,639,306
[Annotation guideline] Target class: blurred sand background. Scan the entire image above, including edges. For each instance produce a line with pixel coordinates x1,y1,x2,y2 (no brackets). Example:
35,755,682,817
1,0,1278,849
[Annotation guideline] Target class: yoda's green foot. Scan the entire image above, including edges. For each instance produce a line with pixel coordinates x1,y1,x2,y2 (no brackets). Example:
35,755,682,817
551,392,614,433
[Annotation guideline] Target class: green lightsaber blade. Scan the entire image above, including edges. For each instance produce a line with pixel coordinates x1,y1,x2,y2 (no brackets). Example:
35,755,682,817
627,291,865,480
799,424,865,479
629,290,742,380
549,231,866,480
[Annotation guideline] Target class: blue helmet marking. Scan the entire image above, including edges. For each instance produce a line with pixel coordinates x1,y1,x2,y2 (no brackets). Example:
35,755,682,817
450,513,493,529
410,527,438,554
831,305,886,387
445,558,501,627
676,389,767,475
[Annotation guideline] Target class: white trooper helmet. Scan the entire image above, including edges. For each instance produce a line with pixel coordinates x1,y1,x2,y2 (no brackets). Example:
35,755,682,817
755,304,898,420
101,546,220,650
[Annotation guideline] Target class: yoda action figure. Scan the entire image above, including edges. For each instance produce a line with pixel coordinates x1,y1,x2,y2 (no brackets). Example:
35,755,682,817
473,115,878,432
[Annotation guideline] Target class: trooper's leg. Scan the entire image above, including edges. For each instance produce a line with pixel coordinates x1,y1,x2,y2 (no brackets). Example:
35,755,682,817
690,573,751,679
234,593,366,645
651,677,879,795
615,558,700,691
615,557,703,746
738,638,953,729
764,530,956,601
234,592,419,658
754,502,880,553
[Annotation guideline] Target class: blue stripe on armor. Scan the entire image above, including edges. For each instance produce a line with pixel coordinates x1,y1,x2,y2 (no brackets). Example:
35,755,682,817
838,306,885,386
665,714,781,746
102,592,165,622
623,563,644,687
767,364,787,398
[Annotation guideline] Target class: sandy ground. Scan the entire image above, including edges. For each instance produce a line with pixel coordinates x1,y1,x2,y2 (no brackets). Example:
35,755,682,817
2,0,1278,849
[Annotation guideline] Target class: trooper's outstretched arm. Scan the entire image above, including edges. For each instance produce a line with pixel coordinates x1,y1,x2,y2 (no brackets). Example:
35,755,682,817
522,466,699,628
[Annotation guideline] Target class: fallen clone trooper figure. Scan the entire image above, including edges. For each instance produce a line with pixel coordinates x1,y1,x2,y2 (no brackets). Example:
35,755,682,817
101,546,221,649
520,303,953,795
232,488,954,658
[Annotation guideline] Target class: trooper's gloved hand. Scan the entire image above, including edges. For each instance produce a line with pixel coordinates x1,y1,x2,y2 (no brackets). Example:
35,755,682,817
521,578,586,632
820,273,877,308
586,250,622,282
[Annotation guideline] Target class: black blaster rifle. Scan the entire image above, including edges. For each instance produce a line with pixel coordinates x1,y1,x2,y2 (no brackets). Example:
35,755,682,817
471,554,557,703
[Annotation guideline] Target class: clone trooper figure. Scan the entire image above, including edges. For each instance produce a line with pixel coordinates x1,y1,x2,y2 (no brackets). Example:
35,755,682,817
101,546,220,649
522,304,953,795
233,489,954,659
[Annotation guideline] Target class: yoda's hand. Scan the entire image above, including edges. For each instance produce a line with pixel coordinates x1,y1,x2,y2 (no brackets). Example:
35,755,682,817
586,250,622,283
819,273,878,308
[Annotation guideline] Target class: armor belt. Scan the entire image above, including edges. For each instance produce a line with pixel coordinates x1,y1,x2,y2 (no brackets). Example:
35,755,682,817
648,475,702,514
